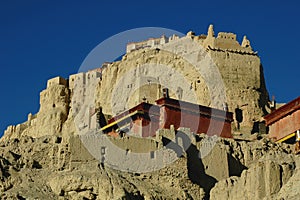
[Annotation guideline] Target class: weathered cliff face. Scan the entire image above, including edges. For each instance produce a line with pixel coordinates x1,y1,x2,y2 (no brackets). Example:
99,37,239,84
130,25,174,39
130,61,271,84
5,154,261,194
3,83,70,140
34,84,70,137
210,142,297,200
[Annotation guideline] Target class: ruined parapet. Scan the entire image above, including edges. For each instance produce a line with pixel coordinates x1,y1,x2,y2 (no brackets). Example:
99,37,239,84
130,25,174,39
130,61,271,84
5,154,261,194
186,31,196,38
126,35,171,53
3,124,25,140
126,25,256,55
202,25,255,54
202,24,216,48
47,76,68,88
2,113,38,141
169,34,180,41
215,32,240,50
241,35,252,50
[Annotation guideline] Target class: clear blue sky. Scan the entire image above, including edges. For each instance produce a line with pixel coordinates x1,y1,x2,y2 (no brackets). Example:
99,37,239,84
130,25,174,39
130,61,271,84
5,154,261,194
1,0,299,137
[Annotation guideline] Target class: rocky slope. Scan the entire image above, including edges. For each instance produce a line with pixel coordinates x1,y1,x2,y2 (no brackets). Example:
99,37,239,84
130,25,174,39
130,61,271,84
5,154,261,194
0,132,299,200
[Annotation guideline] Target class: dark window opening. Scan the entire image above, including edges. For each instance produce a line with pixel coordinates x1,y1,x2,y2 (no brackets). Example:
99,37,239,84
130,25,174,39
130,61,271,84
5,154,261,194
150,151,155,159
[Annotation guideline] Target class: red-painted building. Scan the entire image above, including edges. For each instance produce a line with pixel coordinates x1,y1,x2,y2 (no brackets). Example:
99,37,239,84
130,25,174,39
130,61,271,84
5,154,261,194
104,102,160,137
264,96,300,143
101,97,233,138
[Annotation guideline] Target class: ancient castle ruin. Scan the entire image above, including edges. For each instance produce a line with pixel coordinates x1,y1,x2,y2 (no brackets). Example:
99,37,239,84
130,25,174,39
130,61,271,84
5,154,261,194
3,24,269,140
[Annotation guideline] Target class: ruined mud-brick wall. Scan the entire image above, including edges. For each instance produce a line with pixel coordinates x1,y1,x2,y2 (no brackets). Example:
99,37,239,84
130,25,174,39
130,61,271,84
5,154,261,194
200,25,269,131
208,49,269,129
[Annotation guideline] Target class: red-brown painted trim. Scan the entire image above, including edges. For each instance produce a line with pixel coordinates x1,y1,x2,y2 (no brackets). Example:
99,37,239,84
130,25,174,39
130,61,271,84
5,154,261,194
265,96,300,126
155,98,233,122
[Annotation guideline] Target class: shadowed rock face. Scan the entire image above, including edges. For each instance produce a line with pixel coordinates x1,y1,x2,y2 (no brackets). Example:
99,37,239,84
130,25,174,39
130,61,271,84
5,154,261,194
0,130,299,200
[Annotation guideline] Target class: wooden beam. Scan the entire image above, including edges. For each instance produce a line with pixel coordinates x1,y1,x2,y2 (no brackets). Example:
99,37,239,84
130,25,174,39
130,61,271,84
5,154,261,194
100,110,144,132
276,132,296,143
